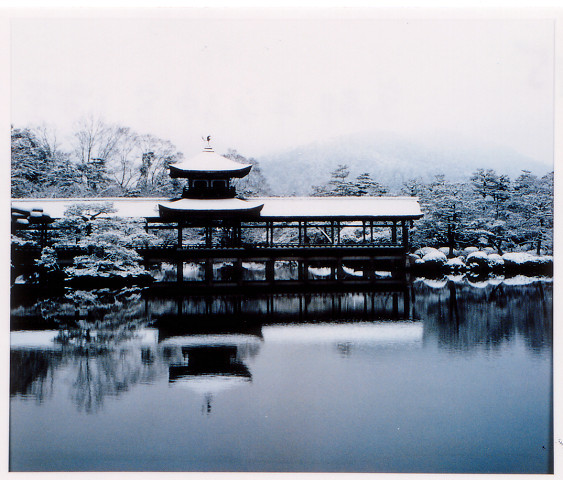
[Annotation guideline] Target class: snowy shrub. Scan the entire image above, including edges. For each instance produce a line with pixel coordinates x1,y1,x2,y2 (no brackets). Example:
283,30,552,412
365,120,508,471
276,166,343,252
414,247,439,257
466,251,489,270
418,248,447,267
502,252,539,265
502,253,553,274
462,247,479,257
487,254,504,268
446,257,465,271
11,234,37,247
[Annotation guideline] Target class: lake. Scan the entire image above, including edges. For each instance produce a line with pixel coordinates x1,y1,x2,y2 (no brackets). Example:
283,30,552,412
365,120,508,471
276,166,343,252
10,276,553,473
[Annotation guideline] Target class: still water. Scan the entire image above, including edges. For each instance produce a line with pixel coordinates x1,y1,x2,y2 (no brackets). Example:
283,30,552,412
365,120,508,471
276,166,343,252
10,277,552,473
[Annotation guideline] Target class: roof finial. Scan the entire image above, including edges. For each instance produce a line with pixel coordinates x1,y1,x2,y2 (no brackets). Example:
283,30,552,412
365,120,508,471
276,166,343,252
202,135,212,149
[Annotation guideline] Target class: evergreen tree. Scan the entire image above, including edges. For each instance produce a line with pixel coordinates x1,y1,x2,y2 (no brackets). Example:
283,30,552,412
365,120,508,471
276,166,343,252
11,127,53,197
355,172,387,196
508,170,553,253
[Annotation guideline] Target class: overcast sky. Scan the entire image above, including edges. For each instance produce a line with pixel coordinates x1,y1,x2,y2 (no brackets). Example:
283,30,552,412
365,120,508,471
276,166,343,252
10,13,554,164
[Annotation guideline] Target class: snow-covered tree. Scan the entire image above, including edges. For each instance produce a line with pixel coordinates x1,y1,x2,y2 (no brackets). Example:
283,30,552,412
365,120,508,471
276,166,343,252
11,127,53,197
508,170,553,253
224,149,271,197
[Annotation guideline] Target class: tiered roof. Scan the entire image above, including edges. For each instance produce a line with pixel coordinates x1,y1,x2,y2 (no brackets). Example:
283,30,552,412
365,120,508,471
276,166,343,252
169,147,252,179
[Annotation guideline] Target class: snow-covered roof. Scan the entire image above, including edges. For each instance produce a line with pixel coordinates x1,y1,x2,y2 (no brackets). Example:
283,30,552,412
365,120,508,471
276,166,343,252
12,196,423,221
169,147,252,177
256,196,423,219
159,197,264,217
12,198,164,219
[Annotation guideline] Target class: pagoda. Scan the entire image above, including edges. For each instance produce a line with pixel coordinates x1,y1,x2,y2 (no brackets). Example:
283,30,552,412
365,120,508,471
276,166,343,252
158,143,264,220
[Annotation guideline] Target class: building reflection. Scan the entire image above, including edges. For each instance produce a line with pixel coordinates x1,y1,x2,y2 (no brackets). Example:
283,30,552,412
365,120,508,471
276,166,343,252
10,279,552,413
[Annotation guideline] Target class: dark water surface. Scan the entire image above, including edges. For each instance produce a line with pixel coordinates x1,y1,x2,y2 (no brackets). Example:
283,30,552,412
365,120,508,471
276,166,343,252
10,277,553,473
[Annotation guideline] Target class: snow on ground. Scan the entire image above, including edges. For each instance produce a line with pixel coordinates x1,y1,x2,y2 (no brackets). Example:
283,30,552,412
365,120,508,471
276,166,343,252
308,267,331,277
374,271,393,278
242,262,266,271
342,266,363,277
502,252,553,265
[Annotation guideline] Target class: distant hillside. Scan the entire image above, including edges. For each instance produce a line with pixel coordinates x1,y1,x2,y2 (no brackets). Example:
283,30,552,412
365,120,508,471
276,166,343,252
257,132,552,195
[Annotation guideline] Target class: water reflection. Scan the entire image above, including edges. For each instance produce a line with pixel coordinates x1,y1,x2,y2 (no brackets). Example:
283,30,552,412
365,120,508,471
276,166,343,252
10,277,552,414
414,277,552,353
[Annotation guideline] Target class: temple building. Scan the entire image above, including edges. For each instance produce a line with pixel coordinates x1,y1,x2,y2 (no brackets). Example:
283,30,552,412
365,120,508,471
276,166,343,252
159,146,264,219
11,139,424,287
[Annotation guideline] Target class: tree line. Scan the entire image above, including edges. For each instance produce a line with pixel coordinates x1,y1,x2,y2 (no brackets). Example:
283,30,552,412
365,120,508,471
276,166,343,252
11,119,553,254
11,118,272,199
313,163,553,254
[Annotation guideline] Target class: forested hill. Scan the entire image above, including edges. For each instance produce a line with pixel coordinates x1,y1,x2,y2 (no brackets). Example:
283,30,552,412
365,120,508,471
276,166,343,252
257,132,551,195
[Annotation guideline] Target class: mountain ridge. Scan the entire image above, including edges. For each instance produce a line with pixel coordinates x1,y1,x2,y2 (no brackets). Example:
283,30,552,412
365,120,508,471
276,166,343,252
255,132,552,195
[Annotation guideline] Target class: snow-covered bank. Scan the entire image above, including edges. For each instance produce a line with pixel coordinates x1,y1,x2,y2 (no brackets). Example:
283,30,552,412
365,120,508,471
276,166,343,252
409,247,552,276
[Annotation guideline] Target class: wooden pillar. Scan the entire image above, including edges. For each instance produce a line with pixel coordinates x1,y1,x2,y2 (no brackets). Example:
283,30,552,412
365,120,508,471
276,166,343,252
362,221,366,243
402,221,409,250
177,223,183,248
205,259,213,284
404,287,411,319
303,222,308,244
393,293,399,319
392,221,397,244
176,261,183,282
336,221,341,244
370,220,373,242
234,258,242,285
298,222,302,245
268,222,273,246
363,258,372,280
266,259,275,282
331,221,335,244
336,257,344,282
298,260,308,282
205,226,212,247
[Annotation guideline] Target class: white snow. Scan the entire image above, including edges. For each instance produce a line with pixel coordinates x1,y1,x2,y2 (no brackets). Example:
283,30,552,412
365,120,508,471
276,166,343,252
161,197,264,212
13,195,423,220
308,267,331,277
169,148,252,173
502,252,552,265
421,249,447,264
446,257,465,267
374,271,393,278
466,251,488,261
257,196,423,219
487,253,504,266
242,262,265,271
342,266,363,277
